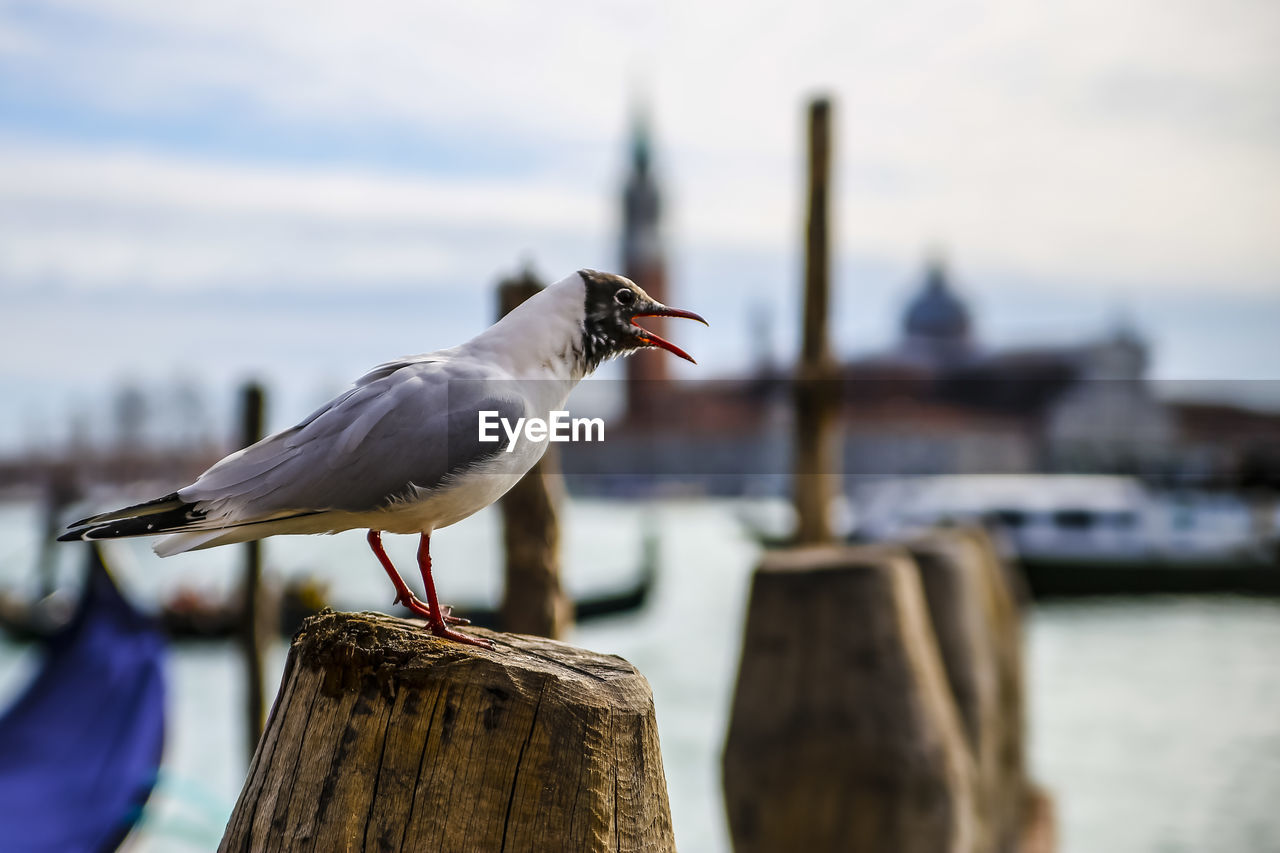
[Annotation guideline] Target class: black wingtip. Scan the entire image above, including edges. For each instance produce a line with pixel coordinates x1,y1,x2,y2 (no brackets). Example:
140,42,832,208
69,491,184,529
57,492,198,543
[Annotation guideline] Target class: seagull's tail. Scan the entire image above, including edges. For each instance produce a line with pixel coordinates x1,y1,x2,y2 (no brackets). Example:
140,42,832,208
154,529,241,557
60,493,330,556
153,520,314,556
58,492,208,543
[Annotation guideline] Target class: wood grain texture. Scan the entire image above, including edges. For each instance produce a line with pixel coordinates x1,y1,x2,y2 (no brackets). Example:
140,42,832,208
722,544,976,853
908,528,1027,853
220,611,673,852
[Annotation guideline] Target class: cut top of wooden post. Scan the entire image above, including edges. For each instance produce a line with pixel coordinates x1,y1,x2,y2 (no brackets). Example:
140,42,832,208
291,610,639,703
221,611,673,853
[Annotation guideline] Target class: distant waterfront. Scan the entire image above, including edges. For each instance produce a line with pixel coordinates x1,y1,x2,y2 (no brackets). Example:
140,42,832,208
1,497,1277,851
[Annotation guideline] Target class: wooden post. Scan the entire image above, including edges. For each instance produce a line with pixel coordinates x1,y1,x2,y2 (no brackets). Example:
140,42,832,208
38,463,79,598
792,96,841,545
496,267,573,638
238,382,269,758
1019,785,1057,853
219,612,674,852
722,545,975,853
906,528,1028,853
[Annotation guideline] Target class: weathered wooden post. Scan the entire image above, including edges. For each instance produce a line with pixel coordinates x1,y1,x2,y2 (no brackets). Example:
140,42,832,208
238,381,271,758
792,95,841,545
496,266,573,639
722,545,976,853
906,528,1027,853
220,611,673,852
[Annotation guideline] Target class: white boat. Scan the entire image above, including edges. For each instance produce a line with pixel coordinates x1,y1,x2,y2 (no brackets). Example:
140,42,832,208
850,475,1280,596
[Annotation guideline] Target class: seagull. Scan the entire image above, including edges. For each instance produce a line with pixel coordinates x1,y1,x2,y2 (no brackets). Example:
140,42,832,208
60,269,706,647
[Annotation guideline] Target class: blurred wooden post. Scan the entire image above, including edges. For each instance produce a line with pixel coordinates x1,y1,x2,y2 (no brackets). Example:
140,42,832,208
38,464,79,598
723,545,976,852
220,612,674,852
238,382,269,758
907,528,1032,853
496,267,572,638
792,96,840,545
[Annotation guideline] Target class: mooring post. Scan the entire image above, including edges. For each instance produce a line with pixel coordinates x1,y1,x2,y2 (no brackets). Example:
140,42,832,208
907,527,1029,853
495,266,572,638
238,381,270,759
722,544,975,853
37,463,79,598
220,612,673,852
792,95,841,545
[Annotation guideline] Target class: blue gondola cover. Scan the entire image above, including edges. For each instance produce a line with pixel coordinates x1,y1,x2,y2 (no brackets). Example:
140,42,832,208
0,544,167,852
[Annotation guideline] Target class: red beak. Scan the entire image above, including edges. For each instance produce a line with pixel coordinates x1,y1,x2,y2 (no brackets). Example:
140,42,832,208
630,305,709,364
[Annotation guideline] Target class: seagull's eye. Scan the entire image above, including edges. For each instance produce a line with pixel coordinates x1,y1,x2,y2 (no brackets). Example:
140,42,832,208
614,288,637,307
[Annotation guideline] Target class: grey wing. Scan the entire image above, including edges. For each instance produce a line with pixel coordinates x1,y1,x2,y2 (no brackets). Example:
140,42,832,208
181,359,526,519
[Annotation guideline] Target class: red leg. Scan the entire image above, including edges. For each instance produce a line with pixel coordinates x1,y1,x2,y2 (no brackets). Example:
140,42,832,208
417,533,491,648
366,530,467,625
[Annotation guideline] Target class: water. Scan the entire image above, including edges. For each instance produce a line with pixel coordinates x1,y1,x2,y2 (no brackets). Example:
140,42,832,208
1,497,1278,851
1028,598,1280,852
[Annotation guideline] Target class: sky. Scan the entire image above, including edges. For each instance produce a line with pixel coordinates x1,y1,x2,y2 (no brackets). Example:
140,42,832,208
1,0,1278,452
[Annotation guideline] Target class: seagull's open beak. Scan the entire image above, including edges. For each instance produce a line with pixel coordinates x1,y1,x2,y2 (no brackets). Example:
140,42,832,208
630,303,709,364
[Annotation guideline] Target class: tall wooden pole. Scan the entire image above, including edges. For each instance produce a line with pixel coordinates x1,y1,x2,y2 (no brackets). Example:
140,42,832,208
496,267,572,638
238,382,268,759
792,96,840,544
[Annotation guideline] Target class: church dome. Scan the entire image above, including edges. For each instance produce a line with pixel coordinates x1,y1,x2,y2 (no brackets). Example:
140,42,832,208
902,260,971,342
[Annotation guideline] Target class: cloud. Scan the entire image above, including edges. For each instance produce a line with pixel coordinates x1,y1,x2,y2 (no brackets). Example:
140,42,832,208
0,0,1277,299
0,138,608,290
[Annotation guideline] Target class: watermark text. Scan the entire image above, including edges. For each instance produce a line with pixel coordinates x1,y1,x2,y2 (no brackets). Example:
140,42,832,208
478,410,605,452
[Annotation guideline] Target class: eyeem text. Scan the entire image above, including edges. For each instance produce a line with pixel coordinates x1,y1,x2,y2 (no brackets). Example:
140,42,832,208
478,410,605,452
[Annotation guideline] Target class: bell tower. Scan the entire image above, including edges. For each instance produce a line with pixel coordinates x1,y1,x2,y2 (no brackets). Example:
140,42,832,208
621,109,670,422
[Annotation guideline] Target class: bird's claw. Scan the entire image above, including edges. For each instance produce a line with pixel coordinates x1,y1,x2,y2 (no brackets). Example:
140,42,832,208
396,596,486,646
427,623,493,649
394,592,469,625
437,604,470,626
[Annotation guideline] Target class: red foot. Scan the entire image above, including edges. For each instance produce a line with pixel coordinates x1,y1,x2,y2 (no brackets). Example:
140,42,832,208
391,591,470,625
399,592,487,646
425,621,494,649
416,532,493,649
368,529,470,625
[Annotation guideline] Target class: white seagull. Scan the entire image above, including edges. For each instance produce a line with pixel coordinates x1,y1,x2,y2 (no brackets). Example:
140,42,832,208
61,270,706,647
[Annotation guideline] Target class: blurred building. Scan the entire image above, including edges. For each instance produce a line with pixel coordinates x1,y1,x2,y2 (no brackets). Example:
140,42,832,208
839,261,1177,477
565,246,1279,494
897,256,976,366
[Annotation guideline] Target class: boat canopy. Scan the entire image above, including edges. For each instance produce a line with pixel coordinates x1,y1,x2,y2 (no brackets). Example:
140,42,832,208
0,543,167,852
